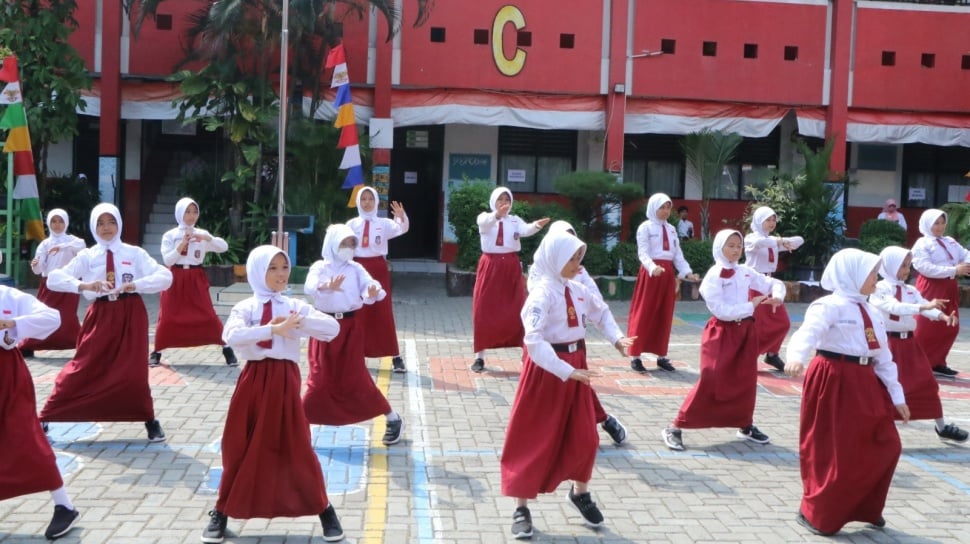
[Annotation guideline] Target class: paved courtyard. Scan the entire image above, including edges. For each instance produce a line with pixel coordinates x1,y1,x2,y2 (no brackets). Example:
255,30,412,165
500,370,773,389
2,272,969,543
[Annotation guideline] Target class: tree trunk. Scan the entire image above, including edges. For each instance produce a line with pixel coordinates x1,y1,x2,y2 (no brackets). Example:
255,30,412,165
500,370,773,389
700,199,711,241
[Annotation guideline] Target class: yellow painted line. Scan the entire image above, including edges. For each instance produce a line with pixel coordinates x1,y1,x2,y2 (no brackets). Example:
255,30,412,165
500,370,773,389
362,356,392,544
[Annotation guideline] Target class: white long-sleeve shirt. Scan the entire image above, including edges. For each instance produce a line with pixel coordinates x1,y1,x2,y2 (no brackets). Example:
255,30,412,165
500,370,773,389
521,279,624,382
347,215,409,258
911,235,970,279
700,264,786,321
786,294,905,405
743,232,804,274
477,212,541,254
303,259,385,313
47,243,173,301
30,235,86,276
0,286,60,348
223,295,339,362
869,279,943,333
635,220,692,278
160,226,228,267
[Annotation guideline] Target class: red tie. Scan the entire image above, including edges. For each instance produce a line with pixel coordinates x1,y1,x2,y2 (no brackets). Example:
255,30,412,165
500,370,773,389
936,238,955,261
889,285,902,322
495,220,504,247
105,249,115,286
565,286,579,328
256,300,273,349
767,247,775,263
858,303,880,349
362,220,370,248
719,267,735,279
661,225,670,251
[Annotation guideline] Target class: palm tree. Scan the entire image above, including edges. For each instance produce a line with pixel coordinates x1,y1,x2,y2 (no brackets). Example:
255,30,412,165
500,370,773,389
680,130,743,240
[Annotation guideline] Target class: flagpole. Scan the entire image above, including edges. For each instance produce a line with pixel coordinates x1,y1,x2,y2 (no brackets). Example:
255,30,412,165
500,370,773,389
276,0,289,248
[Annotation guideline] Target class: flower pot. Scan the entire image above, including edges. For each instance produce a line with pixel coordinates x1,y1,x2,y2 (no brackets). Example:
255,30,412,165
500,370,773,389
445,264,476,297
233,264,247,283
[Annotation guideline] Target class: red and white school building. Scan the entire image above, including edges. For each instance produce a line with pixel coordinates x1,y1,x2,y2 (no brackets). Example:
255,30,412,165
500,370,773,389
61,0,970,261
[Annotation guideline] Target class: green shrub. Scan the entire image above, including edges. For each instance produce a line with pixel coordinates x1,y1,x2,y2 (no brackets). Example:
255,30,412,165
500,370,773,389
552,170,643,243
680,239,714,277
43,174,101,243
581,242,612,275
447,181,494,271
858,219,906,255
515,200,577,267
610,242,638,276
941,203,970,244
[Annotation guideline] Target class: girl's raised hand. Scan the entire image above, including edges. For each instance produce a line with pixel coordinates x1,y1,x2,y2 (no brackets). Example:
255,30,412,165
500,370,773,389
496,201,512,218
366,283,380,298
534,217,550,229
271,312,303,338
390,201,406,219
322,275,346,291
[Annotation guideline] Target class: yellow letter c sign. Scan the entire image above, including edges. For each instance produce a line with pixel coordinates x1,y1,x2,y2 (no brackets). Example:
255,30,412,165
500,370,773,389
492,5,526,77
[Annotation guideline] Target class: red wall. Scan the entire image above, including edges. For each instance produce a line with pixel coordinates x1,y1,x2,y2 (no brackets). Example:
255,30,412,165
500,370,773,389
128,2,203,75
68,2,97,70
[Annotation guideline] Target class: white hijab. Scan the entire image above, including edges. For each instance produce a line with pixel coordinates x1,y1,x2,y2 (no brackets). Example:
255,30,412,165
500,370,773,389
355,186,380,220
547,220,576,237
489,186,513,212
88,203,123,251
174,197,198,229
46,208,70,243
645,193,671,224
531,231,586,287
751,206,776,238
321,223,357,263
712,229,742,270
820,248,880,302
878,246,910,282
246,245,289,302
918,208,945,238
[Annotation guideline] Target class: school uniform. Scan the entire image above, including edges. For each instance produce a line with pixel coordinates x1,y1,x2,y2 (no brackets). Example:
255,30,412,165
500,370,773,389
787,249,904,535
870,247,944,421
41,204,172,423
154,197,229,352
347,186,408,358
473,187,541,352
911,209,967,371
673,230,785,429
217,246,340,519
744,206,803,357
0,287,62,501
502,233,624,499
627,193,692,358
303,224,391,426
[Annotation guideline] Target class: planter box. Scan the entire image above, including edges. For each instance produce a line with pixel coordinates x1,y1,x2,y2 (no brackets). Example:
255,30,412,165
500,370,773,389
233,264,247,283
445,264,476,297
594,276,638,300
678,279,700,301
205,265,235,287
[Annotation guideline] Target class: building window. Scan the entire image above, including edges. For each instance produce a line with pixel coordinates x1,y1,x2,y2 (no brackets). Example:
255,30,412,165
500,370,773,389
743,43,758,59
963,55,970,70
661,39,676,55
517,31,532,47
784,45,798,61
903,144,970,207
156,14,173,31
921,53,935,68
559,34,575,49
881,51,896,66
430,27,446,43
727,128,782,200
473,29,489,45
702,41,717,57
624,134,685,198
497,127,577,194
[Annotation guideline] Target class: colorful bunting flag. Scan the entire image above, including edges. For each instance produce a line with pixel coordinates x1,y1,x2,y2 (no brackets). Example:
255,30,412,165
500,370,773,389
0,55,44,240
325,43,364,193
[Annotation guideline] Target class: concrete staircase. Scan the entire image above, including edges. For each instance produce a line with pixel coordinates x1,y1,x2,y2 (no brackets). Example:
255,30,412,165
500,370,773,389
142,182,179,264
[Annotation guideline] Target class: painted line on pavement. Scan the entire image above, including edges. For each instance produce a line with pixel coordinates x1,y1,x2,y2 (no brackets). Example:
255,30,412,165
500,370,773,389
363,356,392,544
405,338,439,544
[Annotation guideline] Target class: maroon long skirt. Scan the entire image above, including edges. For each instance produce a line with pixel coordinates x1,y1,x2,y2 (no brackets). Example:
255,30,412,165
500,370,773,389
472,252,526,352
889,335,943,420
303,315,391,426
19,277,79,351
914,276,960,369
0,348,63,501
799,355,901,534
154,266,225,351
673,318,759,429
627,260,675,357
501,347,598,499
354,256,400,358
40,295,155,422
749,288,790,355
217,358,329,519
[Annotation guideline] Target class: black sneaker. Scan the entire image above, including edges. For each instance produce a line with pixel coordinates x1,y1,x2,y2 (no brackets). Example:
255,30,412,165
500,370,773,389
601,415,627,446
662,427,684,451
630,358,646,373
319,504,344,542
149,351,162,367
936,423,969,442
566,485,604,527
146,419,167,443
933,365,959,377
764,353,786,371
656,357,675,372
737,425,770,444
471,358,485,373
868,516,886,529
222,347,238,367
383,418,404,445
511,506,533,539
796,511,835,536
42,421,49,433
21,349,35,358
201,510,227,543
392,356,406,373
44,505,79,540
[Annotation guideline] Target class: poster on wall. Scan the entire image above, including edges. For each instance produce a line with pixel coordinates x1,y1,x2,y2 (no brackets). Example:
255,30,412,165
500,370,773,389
444,153,492,243
372,165,390,217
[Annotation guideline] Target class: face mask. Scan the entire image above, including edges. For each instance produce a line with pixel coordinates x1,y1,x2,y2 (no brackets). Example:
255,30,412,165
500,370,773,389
336,248,355,262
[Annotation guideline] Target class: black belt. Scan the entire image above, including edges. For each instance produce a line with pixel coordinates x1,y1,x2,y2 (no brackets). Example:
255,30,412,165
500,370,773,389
174,264,203,269
331,310,356,320
887,331,912,339
551,339,585,353
816,349,871,366
716,316,754,326
96,292,137,302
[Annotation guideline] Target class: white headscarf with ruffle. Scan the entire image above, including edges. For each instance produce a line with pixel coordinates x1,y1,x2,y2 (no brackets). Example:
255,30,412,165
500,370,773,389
820,248,880,302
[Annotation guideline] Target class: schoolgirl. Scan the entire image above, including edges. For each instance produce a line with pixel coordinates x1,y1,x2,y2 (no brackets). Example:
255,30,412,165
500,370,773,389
661,230,785,451
302,224,404,445
471,186,548,372
627,193,699,372
347,186,409,372
501,231,632,539
910,208,970,377
202,246,344,543
743,206,804,370
869,246,967,441
152,197,236,367
785,248,909,536
41,203,173,442
20,208,85,356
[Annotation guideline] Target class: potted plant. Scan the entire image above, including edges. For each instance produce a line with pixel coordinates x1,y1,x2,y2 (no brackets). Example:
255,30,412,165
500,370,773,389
858,219,906,255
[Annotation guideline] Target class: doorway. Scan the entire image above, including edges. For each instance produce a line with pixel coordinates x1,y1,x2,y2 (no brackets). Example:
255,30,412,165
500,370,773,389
388,125,443,259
